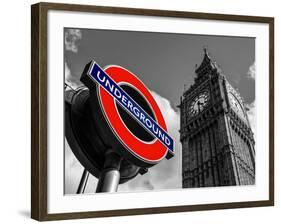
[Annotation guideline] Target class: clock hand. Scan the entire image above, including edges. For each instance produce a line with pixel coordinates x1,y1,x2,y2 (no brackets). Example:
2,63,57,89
197,101,203,112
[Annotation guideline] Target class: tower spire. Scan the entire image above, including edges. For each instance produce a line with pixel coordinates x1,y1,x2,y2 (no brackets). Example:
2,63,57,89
203,46,208,55
195,47,212,76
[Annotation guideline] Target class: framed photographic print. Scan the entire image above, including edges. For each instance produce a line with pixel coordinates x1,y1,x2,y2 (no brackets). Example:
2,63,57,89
31,2,274,221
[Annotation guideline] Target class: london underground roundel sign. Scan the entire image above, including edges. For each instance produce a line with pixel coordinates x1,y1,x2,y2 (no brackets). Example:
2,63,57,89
82,61,174,167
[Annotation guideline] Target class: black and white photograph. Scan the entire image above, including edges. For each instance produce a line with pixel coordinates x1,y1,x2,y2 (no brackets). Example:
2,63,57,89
64,28,256,194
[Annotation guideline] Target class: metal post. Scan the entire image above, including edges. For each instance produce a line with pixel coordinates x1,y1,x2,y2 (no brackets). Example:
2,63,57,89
76,169,90,194
96,151,122,193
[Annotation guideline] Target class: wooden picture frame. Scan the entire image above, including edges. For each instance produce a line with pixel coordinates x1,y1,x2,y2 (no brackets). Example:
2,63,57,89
31,2,274,221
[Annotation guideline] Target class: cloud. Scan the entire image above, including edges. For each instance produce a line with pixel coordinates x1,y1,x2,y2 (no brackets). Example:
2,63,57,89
64,141,84,194
65,62,81,88
247,62,255,79
238,61,255,103
118,91,182,192
65,29,82,53
244,62,256,140
65,140,100,194
246,100,256,141
65,62,71,82
64,29,82,89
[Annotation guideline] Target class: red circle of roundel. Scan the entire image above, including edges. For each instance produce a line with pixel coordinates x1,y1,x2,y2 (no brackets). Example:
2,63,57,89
98,65,168,164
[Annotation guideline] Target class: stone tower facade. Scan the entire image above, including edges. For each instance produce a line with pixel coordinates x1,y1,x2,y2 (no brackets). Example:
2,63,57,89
179,49,255,188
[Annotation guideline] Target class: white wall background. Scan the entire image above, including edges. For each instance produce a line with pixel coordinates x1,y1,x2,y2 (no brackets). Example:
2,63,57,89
0,0,279,223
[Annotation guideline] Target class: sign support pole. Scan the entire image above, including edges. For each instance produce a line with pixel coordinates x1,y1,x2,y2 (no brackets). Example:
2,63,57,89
96,151,122,193
76,169,89,194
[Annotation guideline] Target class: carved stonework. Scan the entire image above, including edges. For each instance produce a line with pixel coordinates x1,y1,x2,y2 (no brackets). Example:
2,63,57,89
180,50,255,188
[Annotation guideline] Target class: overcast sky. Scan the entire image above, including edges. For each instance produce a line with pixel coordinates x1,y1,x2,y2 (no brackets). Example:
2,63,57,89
64,28,255,194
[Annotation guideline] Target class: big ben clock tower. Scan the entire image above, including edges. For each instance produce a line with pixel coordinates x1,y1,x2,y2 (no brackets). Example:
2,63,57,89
179,49,255,188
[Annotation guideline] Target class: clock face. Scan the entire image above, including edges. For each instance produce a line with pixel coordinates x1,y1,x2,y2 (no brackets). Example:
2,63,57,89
189,91,210,116
228,93,245,119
